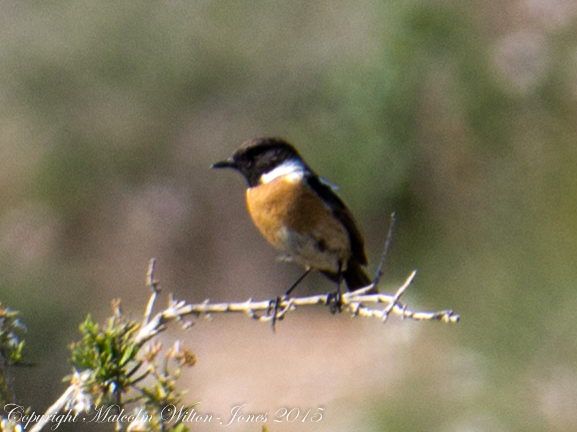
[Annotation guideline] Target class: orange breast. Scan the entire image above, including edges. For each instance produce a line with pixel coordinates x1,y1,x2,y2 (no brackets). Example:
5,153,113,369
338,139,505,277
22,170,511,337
246,176,350,270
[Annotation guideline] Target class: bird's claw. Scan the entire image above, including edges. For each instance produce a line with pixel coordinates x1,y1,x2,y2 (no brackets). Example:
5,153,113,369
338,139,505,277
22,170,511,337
268,296,285,332
327,289,343,314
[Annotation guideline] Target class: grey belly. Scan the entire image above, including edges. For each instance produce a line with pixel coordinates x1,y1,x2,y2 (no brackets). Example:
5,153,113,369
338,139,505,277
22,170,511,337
279,227,344,272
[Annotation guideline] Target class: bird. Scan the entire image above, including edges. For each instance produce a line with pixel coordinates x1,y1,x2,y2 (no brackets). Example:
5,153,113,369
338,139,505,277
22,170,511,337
212,137,374,303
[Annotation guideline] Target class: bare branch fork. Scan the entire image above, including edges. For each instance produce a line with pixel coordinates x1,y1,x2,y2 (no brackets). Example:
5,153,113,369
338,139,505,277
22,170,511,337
138,213,459,341
135,267,459,349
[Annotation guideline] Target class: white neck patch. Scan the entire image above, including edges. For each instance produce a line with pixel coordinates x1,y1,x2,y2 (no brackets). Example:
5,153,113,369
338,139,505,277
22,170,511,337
260,159,305,184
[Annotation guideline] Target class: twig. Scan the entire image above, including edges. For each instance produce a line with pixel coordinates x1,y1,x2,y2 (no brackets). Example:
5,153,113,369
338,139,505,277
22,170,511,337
381,270,415,323
29,385,75,432
132,269,458,347
144,258,160,325
372,212,396,287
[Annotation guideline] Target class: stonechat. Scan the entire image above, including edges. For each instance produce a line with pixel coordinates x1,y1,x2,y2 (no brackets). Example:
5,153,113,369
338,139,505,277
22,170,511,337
212,137,374,300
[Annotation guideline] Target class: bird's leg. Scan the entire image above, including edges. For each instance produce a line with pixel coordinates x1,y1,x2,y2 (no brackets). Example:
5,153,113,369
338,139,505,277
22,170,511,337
269,267,313,332
328,262,344,314
285,267,313,297
268,296,282,333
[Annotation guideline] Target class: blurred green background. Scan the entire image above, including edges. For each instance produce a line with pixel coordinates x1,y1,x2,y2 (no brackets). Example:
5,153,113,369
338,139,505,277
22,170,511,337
1,0,577,431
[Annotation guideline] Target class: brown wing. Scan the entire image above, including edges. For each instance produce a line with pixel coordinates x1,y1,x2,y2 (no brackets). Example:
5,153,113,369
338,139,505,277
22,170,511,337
305,174,368,266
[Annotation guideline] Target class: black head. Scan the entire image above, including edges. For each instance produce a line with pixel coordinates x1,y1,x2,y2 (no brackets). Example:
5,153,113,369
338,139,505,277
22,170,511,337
212,137,305,187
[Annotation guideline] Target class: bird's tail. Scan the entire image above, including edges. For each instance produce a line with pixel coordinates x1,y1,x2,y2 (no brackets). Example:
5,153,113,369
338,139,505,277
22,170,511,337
342,259,377,293
321,260,377,293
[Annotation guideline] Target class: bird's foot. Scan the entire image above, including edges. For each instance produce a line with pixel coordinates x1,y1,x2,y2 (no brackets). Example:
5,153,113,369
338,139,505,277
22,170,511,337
326,289,343,314
267,295,286,332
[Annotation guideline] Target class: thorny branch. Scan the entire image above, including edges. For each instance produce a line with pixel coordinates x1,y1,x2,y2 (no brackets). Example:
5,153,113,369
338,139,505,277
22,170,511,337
136,268,458,344
25,257,459,432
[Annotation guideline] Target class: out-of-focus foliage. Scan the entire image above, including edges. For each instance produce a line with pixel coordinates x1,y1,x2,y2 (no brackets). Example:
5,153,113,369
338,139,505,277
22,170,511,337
67,310,195,432
0,0,576,430
0,304,25,406
70,314,140,404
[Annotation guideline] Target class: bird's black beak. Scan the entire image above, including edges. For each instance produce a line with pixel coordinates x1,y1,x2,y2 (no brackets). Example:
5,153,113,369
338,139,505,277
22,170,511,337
211,158,237,169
